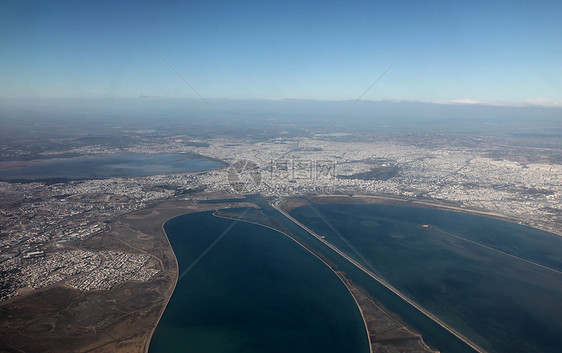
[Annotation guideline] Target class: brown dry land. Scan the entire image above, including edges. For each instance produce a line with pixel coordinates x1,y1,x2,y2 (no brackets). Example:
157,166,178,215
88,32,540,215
218,201,438,353
0,192,240,353
338,273,437,353
0,191,496,353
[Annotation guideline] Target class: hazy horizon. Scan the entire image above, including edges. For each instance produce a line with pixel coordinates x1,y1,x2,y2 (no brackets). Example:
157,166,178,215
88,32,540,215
1,1,561,106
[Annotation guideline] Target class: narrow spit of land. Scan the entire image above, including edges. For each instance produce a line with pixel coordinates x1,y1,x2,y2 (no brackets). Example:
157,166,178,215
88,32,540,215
275,206,487,353
214,211,436,353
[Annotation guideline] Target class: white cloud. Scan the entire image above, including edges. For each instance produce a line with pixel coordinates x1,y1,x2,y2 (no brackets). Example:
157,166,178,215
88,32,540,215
436,97,562,108
522,97,562,107
440,98,482,105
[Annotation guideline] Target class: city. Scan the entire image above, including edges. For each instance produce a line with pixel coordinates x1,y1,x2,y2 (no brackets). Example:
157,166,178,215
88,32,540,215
1,132,560,303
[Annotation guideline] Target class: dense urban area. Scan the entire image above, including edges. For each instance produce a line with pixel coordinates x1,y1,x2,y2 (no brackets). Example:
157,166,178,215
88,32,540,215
0,133,561,302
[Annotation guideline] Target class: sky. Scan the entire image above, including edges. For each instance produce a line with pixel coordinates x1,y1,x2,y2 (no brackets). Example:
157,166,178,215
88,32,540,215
1,0,561,106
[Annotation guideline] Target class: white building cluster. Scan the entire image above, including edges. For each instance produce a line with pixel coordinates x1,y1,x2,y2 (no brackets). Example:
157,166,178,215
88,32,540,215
0,133,560,302
0,249,158,300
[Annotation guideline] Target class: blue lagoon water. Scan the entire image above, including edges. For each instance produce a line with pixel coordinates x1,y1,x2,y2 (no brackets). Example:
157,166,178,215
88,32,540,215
290,203,562,353
149,211,369,353
0,153,224,181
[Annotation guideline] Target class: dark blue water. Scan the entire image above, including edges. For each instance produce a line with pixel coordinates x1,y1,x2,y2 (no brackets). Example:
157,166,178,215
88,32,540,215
291,204,562,353
0,153,224,181
149,212,369,353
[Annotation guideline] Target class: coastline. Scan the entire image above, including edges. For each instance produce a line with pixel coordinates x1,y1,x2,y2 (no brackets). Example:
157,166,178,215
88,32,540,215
7,192,544,353
213,212,372,353
305,193,562,237
148,201,438,353
275,205,486,353
143,192,543,353
214,206,442,353
143,221,179,353
0,152,228,183
137,196,258,352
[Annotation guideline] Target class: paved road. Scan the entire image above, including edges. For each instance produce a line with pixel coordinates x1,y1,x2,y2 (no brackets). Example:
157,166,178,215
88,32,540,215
275,206,486,353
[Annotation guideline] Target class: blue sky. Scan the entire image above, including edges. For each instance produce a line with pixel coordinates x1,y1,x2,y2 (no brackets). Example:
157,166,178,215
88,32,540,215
1,0,561,106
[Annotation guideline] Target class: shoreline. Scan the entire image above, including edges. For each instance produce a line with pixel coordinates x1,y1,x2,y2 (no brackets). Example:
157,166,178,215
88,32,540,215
0,152,228,183
305,193,562,237
143,221,180,353
139,197,257,353
94,191,557,352
276,205,486,353
149,203,437,353
212,212,372,353
213,211,436,353
142,191,558,353
2,190,554,352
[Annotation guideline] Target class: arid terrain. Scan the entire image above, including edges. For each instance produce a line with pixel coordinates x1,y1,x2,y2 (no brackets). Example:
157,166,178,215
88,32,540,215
0,193,247,352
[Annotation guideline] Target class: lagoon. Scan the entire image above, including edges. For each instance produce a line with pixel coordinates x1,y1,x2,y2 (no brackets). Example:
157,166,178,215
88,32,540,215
149,198,562,353
0,153,224,182
149,211,369,353
290,203,562,353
